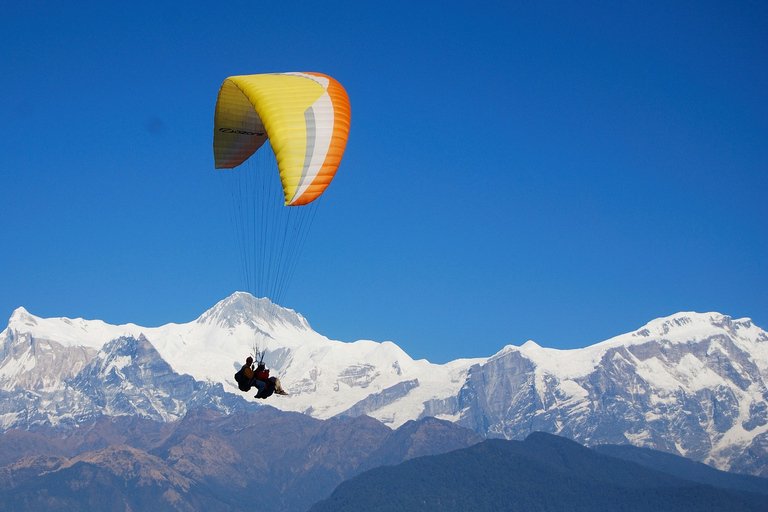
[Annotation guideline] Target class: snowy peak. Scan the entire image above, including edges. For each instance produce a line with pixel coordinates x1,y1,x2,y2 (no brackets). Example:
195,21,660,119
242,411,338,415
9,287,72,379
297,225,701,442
622,312,768,369
4,307,138,351
9,307,37,328
630,312,756,340
195,292,311,332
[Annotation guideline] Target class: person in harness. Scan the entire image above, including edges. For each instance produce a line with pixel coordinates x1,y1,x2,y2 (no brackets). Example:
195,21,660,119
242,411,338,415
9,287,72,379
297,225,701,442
253,360,289,398
234,356,289,399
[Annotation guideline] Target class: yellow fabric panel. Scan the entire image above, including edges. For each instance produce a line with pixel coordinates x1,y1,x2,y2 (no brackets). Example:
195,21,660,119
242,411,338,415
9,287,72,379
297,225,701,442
213,72,349,205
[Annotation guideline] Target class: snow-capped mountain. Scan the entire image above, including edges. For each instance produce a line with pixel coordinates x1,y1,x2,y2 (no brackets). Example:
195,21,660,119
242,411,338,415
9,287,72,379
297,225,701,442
0,293,481,429
453,314,768,476
1,292,767,476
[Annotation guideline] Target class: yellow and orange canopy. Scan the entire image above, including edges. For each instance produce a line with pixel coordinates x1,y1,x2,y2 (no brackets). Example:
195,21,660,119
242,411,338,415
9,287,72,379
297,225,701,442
213,72,351,206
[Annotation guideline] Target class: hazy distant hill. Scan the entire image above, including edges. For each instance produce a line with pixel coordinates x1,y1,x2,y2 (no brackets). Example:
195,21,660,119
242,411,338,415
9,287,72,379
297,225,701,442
310,433,768,512
3,408,766,511
0,409,481,512
594,443,768,496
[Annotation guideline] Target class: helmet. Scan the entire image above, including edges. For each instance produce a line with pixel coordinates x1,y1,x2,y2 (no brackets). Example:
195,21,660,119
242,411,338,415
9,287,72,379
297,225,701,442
246,356,253,364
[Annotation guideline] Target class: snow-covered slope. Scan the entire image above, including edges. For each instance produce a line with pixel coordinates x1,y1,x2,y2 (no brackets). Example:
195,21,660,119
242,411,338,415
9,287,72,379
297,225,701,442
0,293,483,429
1,293,767,476
455,313,768,475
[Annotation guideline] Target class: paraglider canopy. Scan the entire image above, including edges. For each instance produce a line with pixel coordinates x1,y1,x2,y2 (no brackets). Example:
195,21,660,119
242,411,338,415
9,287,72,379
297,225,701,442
212,72,351,303
213,72,351,206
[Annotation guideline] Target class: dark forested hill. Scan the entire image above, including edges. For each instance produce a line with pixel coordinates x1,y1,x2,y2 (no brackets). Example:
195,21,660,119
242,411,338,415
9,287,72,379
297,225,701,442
310,432,768,512
594,443,768,496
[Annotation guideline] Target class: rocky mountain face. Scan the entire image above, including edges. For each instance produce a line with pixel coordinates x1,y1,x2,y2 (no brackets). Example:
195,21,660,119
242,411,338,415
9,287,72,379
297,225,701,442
0,328,258,431
0,409,482,512
1,292,767,477
452,315,768,476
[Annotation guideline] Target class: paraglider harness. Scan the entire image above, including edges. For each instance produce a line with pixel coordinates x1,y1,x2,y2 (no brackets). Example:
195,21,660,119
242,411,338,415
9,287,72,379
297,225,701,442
234,350,277,398
234,365,251,392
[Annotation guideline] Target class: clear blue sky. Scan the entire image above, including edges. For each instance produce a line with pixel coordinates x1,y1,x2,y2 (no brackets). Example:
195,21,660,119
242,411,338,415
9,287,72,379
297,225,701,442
1,1,766,363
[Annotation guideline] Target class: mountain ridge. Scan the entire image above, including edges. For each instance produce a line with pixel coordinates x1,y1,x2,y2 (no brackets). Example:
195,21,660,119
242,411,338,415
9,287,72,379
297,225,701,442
2,292,767,476
0,409,483,512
